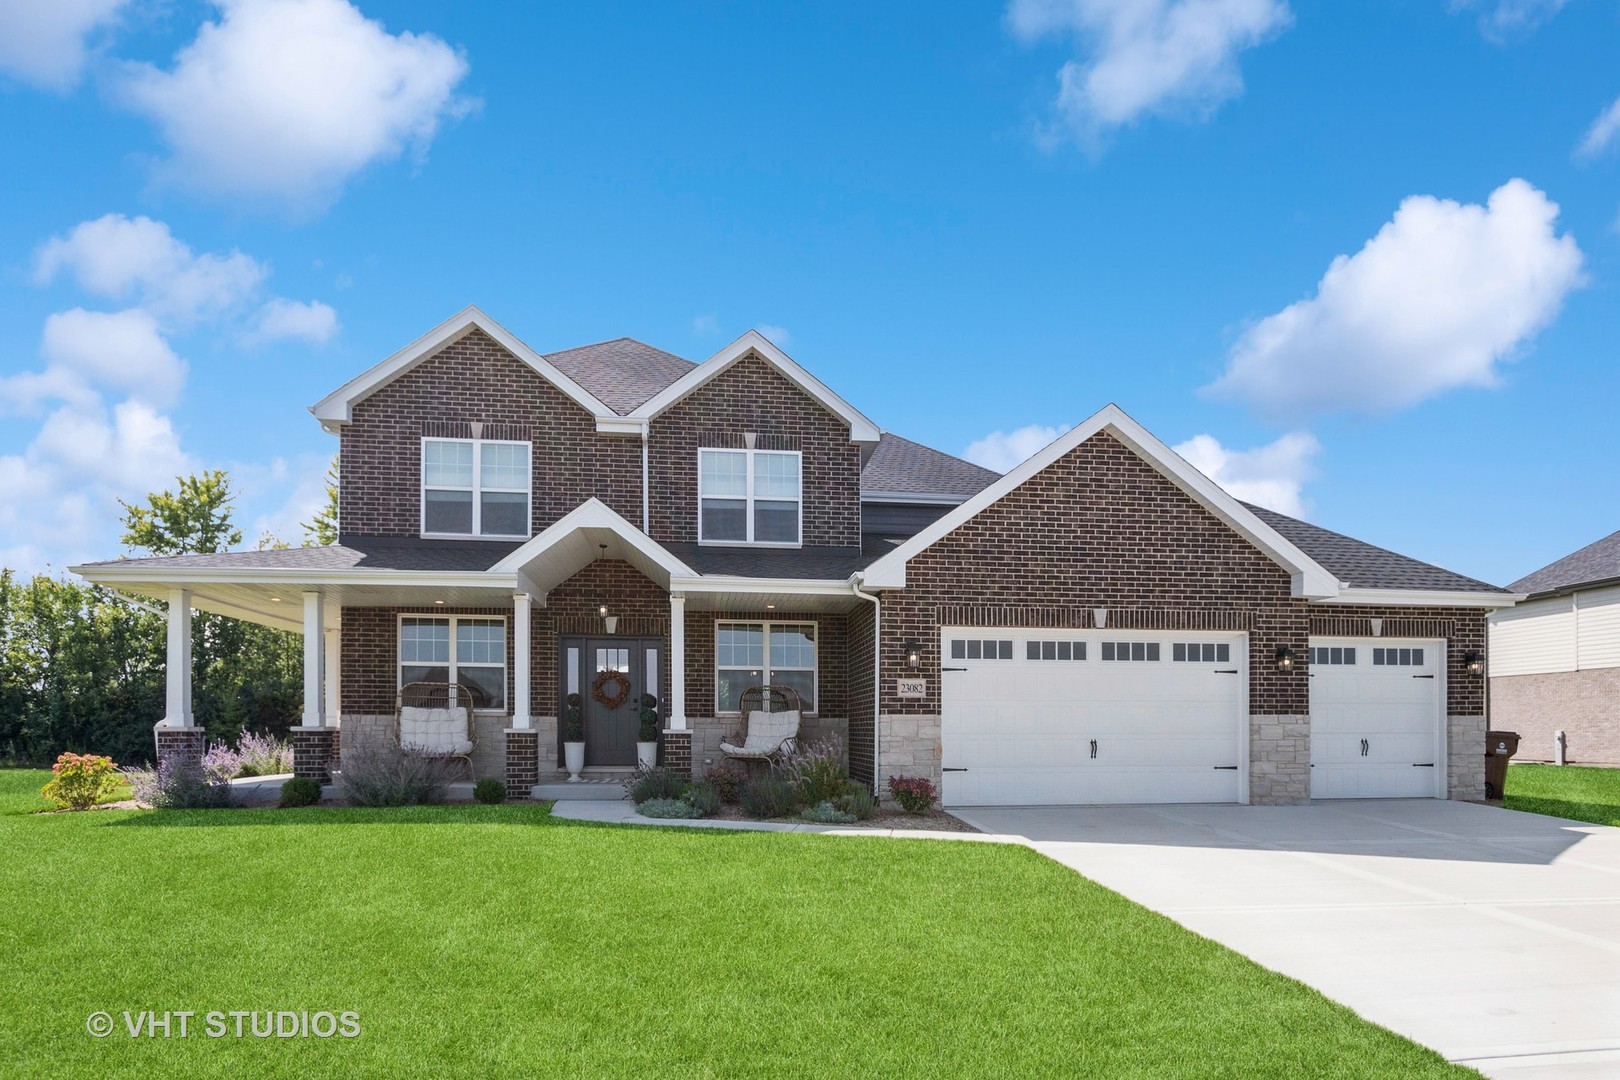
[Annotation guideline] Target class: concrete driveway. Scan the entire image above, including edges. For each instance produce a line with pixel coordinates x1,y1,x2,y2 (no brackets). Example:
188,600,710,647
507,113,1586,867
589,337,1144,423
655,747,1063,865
951,800,1620,1080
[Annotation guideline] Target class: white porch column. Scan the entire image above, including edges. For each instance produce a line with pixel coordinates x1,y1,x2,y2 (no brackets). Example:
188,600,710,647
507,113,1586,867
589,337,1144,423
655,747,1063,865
511,591,532,729
668,592,687,730
162,586,194,727
301,591,324,728
322,599,341,727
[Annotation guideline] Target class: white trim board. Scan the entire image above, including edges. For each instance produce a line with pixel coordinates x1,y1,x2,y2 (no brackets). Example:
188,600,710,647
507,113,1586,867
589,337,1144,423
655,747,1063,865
859,404,1341,599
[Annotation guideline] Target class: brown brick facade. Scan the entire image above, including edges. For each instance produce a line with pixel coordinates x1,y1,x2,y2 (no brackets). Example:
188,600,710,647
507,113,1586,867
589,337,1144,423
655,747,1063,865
682,609,848,721
339,327,643,537
846,601,877,791
647,352,862,546
342,605,517,716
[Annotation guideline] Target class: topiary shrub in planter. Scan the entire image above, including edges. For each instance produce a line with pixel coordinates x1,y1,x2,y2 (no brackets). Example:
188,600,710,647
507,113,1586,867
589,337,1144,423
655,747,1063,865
888,775,938,814
474,778,508,804
739,776,798,819
41,752,120,810
278,777,321,808
802,800,858,824
626,764,688,805
638,797,704,819
682,779,721,817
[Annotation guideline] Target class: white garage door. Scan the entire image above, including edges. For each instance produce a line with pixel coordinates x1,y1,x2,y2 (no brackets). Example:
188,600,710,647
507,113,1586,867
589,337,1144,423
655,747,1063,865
939,628,1247,807
1309,638,1445,799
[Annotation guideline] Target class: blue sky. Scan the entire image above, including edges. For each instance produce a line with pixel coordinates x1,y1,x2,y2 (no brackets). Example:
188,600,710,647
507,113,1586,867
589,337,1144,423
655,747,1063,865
1,0,1617,587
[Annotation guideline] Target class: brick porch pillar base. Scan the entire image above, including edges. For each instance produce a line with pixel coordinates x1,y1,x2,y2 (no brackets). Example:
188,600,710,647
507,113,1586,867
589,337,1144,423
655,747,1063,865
662,729,692,777
154,725,206,771
291,726,338,784
505,729,538,797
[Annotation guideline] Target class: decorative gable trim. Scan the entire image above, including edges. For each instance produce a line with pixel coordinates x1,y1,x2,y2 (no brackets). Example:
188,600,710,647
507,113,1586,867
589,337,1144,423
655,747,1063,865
309,306,618,432
489,498,698,592
627,330,882,444
857,404,1343,599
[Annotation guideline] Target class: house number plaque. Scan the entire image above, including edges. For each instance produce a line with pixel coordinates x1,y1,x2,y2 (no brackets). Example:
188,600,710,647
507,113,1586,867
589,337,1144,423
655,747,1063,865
896,678,927,699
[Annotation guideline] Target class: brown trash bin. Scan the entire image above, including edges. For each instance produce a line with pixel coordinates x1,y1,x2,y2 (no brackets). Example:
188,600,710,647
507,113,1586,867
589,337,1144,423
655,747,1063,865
1484,730,1521,800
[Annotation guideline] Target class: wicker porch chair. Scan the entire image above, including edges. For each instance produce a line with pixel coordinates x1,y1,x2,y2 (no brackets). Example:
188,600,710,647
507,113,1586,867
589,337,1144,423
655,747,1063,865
395,681,479,782
720,685,802,771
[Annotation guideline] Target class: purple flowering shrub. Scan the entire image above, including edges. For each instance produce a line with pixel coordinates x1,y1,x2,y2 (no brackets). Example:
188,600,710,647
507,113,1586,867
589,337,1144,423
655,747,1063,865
123,758,235,809
198,731,293,782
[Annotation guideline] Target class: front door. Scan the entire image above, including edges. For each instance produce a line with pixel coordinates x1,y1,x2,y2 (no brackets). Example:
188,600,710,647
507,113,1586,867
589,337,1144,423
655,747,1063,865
562,637,661,767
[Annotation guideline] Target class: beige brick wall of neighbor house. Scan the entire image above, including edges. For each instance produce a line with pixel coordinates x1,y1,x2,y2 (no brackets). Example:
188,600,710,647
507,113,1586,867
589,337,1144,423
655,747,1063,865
1249,715,1309,805
878,715,941,804
1490,669,1620,765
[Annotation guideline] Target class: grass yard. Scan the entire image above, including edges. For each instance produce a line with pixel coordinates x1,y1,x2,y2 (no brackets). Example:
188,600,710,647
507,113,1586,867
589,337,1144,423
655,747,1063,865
1506,762,1620,827
0,770,1476,1079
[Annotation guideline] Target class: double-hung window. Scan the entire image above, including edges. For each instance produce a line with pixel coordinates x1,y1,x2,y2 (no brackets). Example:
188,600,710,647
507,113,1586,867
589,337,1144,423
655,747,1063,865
399,616,507,711
698,448,801,545
422,438,531,539
715,622,816,712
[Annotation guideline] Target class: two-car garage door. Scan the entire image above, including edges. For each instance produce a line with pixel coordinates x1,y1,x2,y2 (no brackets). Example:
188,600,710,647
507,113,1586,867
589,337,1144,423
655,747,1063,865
939,628,1247,807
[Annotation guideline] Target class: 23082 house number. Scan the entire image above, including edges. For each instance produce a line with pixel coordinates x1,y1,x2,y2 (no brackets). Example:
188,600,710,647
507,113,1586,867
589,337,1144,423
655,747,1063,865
896,678,926,699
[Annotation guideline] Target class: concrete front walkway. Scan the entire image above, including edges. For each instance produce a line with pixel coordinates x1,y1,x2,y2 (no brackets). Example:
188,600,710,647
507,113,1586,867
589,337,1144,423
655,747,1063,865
952,800,1620,1080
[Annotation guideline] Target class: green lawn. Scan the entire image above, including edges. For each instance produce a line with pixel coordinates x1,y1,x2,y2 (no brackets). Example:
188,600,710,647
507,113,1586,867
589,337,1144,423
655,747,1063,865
0,770,1474,1079
1506,762,1620,826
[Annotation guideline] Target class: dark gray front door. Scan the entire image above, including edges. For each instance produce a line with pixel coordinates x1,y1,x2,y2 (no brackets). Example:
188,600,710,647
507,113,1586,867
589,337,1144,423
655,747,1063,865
563,638,659,767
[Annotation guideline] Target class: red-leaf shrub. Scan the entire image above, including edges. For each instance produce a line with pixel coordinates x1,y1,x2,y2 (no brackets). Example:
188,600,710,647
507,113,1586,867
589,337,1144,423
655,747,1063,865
887,775,937,814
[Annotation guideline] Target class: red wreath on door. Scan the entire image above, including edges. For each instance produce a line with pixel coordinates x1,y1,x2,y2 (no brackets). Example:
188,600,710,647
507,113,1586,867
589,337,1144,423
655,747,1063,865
591,669,631,710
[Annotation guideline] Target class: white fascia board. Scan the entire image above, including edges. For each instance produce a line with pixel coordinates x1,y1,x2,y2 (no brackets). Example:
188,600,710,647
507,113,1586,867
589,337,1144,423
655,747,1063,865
308,305,617,427
859,491,968,506
859,404,1342,599
488,498,698,579
71,564,515,590
1323,587,1525,610
594,417,648,436
670,575,856,596
626,330,882,444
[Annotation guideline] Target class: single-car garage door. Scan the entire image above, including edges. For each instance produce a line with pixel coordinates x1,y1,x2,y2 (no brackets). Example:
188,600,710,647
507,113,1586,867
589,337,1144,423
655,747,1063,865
1309,637,1445,799
939,628,1247,806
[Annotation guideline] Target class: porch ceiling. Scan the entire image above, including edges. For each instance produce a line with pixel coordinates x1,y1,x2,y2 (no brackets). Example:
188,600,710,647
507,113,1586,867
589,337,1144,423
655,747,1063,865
97,579,520,633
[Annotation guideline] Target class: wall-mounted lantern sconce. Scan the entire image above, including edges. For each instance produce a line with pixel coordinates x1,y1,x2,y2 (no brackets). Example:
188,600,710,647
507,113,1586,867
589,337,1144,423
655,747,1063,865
1275,645,1297,673
1464,651,1484,677
904,639,922,669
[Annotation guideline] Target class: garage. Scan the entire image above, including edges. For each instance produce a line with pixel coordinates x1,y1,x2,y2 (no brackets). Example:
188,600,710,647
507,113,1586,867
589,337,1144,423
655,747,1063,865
1308,637,1445,799
939,628,1247,806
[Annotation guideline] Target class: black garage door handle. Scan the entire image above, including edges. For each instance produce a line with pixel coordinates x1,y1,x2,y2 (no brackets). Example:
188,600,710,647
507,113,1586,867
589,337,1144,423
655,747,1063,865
1213,765,1239,770
942,767,968,772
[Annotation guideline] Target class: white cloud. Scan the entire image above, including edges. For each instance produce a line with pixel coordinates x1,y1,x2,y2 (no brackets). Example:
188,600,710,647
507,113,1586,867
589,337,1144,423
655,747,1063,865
692,314,721,336
246,298,340,345
1577,96,1620,160
118,0,473,207
1450,0,1568,41
1206,179,1583,421
1172,431,1318,516
964,423,1068,472
35,214,266,323
41,308,187,408
1007,0,1291,140
757,324,791,346
0,0,128,91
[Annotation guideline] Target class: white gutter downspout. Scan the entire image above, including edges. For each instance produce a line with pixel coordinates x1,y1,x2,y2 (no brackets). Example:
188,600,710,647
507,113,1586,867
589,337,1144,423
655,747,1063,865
851,575,881,793
641,428,651,533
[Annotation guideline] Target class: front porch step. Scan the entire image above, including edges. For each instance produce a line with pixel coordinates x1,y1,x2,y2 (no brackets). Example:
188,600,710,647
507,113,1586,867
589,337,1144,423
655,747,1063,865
531,776,630,802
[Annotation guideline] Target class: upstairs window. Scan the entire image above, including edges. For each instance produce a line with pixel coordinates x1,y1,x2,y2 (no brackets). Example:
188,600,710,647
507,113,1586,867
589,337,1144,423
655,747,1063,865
421,438,531,539
698,448,801,545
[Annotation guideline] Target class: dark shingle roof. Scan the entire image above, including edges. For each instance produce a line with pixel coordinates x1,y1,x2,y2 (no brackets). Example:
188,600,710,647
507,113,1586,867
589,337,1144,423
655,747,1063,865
79,537,521,573
660,540,891,579
544,337,695,415
1243,503,1507,594
862,432,999,501
1507,530,1620,597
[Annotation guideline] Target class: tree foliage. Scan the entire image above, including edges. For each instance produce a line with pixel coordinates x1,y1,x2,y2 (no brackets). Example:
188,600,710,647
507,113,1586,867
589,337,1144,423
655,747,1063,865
303,456,340,547
1,471,305,765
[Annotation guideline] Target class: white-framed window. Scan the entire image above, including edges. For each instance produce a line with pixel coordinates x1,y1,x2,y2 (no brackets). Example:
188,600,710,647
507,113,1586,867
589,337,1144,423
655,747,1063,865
698,448,801,546
399,615,507,711
950,638,1013,660
715,621,816,712
1174,642,1232,663
421,437,531,539
1313,646,1358,666
1372,647,1423,667
1101,641,1161,662
1026,640,1087,661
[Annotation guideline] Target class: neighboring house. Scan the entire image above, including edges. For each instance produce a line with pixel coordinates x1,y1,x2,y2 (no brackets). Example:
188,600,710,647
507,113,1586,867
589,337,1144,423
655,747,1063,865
72,306,1518,806
1489,532,1620,765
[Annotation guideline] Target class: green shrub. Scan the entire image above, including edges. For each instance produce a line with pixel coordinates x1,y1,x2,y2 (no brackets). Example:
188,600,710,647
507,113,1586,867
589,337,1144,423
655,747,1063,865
802,800,858,824
626,765,688,805
41,752,120,810
834,784,877,821
888,775,937,814
781,737,847,805
683,779,721,817
638,797,703,819
706,761,746,803
563,693,584,742
739,776,797,819
339,747,452,807
474,778,508,804
278,777,321,808
638,692,660,743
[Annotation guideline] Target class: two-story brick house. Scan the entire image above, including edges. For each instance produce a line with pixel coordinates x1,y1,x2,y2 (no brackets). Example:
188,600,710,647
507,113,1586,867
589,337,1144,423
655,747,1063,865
74,306,1519,805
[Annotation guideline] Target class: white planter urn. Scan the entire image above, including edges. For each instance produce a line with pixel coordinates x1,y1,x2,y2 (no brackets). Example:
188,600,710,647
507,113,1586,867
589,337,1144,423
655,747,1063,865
563,741,585,781
636,741,658,770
